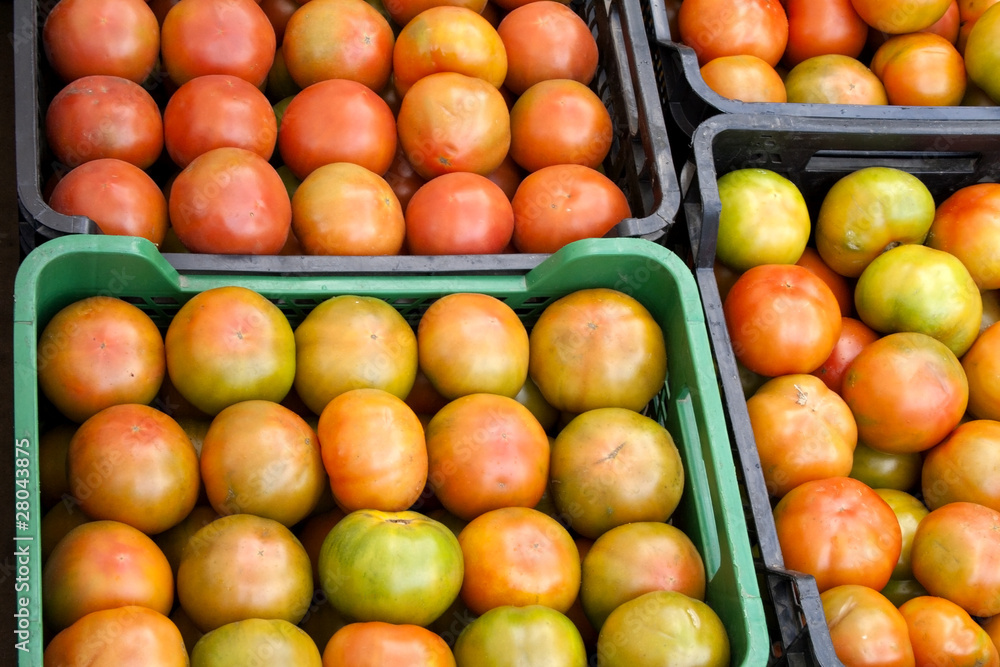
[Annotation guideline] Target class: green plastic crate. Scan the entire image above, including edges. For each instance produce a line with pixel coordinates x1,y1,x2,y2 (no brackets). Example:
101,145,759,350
12,235,766,665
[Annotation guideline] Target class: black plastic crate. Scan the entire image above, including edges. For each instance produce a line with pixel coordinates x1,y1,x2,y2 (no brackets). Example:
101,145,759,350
682,113,1000,667
14,0,680,268
640,0,1000,143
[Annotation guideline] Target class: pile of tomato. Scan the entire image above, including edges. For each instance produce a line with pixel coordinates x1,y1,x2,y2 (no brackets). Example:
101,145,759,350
713,162,1000,666
38,0,634,256
664,0,1000,107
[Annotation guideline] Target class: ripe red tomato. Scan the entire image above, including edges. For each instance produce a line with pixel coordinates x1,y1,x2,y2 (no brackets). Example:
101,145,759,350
405,173,514,255
278,78,397,179
485,155,525,201
383,146,426,213
322,622,456,666
783,0,868,67
927,182,1000,290
163,74,277,168
46,75,163,170
43,520,174,631
48,158,168,245
723,263,843,377
795,247,852,317
810,317,880,395
260,0,299,43
497,1,599,96
160,0,276,87
36,296,165,424
511,164,631,253
43,0,160,83
784,54,889,104
168,146,292,254
43,606,188,666
820,584,915,667
964,322,1000,421
699,55,787,103
899,595,1000,667
678,0,789,67
291,162,405,255
870,32,967,105
773,476,902,593
458,506,580,615
282,0,394,92
397,72,510,180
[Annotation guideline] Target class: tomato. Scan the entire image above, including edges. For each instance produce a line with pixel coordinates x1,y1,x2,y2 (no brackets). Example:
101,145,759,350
783,0,868,67
49,158,168,245
43,0,159,83
297,509,346,585
458,506,580,615
513,376,559,433
677,0,788,66
187,618,321,665
383,145,426,213
875,488,929,581
508,79,612,173
453,605,587,666
67,404,200,535
404,173,514,255
723,264,843,377
816,166,936,278
41,502,91,564
43,520,174,630
821,584,915,667
899,596,1000,667
580,522,704,631
596,590,730,667
881,578,930,608
382,0,487,31
260,0,299,43
773,476,902,593
323,622,456,666
549,408,684,538
282,0,394,92
318,509,464,626
160,0,276,87
165,286,295,416
747,374,857,498
699,55,787,103
528,288,667,413
715,168,810,271
870,32,967,105
397,72,510,180
178,513,313,632
291,162,405,255
797,248,852,317
497,1,598,96
393,6,506,96
511,164,631,253
982,290,1000,333
404,368,450,418
784,54,889,104
37,296,165,424
842,332,968,454
44,606,188,666
852,0,954,33
811,317,880,395
850,443,922,491
46,75,162,170
298,594,349,656
278,78,397,180
921,420,1000,512
426,394,549,520
927,183,1000,290
983,614,1000,657
163,74,277,168
317,388,427,512
964,322,1000,421
922,0,962,42
153,505,220,576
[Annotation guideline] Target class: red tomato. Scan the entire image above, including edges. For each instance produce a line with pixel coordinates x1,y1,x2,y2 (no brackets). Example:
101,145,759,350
783,0,868,67
784,54,889,104
747,374,858,498
44,606,188,666
36,296,165,424
900,596,1000,667
678,0,789,67
397,72,510,180
927,182,1000,290
458,506,580,615
160,0,276,87
278,78,397,180
723,263,843,377
323,622,456,666
511,164,631,253
404,173,514,255
851,0,954,33
383,146,426,213
870,32,967,105
922,420,1000,512
486,155,526,201
282,0,394,92
773,476,902,593
48,158,168,245
259,0,299,43
43,520,174,630
811,317,880,395
841,331,968,454
964,322,1000,421
821,584,915,667
168,146,292,254
291,162,405,256
163,74,277,168
796,246,853,317
699,55,787,103
382,0,487,31
43,0,160,83
46,75,163,170
497,1,599,95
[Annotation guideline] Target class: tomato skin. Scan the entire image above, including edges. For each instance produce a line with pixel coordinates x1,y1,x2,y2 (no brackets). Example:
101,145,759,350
870,32,967,105
921,420,1000,513
511,164,631,253
899,596,1000,667
405,173,514,255
323,622,456,666
43,0,160,83
37,296,165,424
852,0,954,33
453,605,587,666
821,584,915,667
723,264,843,377
190,618,322,665
965,3,1000,102
850,443,922,492
700,55,787,103
783,0,868,67
382,0,487,31
964,322,1000,421
43,606,188,666
874,488,929,581
784,54,889,104
811,317,880,395
678,0,788,66
927,183,1000,290
796,247,853,317
773,476,902,593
